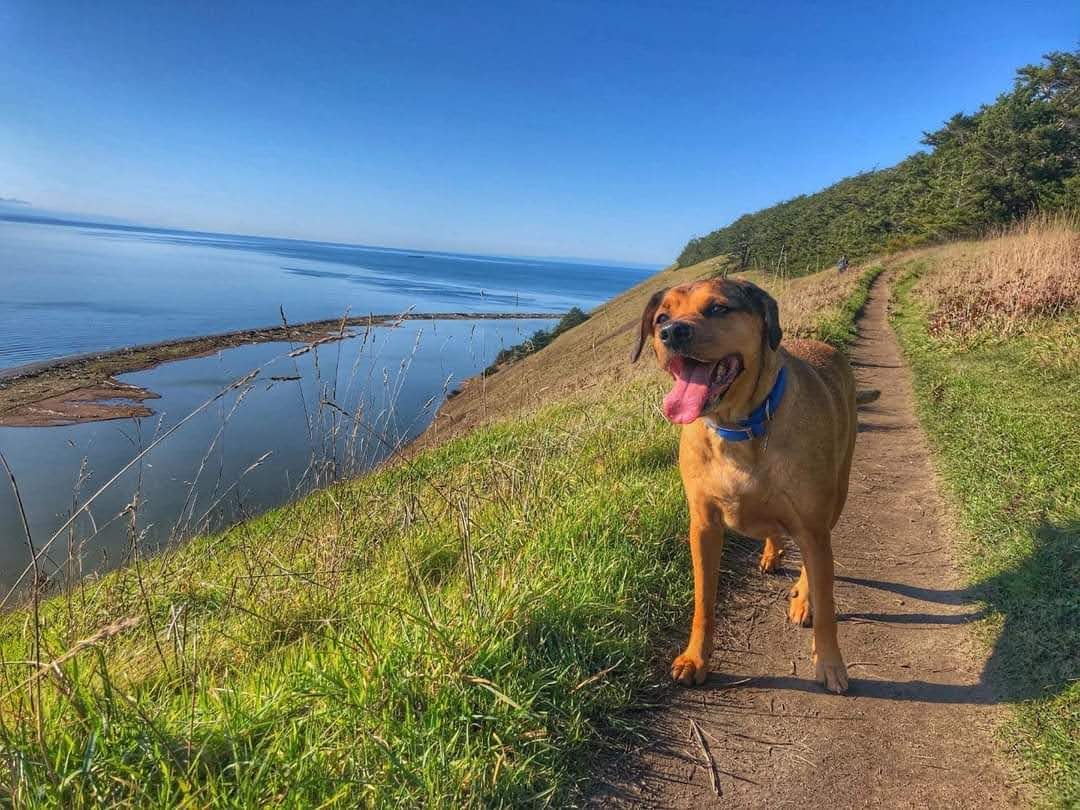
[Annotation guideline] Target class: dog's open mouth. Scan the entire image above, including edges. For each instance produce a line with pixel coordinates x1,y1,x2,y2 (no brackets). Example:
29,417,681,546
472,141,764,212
662,354,743,424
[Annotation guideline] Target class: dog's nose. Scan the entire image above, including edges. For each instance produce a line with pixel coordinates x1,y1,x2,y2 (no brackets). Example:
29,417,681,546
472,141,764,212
659,321,693,347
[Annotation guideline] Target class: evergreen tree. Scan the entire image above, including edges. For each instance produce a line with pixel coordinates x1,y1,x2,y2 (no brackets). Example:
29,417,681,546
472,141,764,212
677,51,1080,273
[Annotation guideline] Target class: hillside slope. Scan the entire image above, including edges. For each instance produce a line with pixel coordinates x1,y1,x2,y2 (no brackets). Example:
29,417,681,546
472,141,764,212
426,255,872,445
4,225,1070,804
0,259,879,807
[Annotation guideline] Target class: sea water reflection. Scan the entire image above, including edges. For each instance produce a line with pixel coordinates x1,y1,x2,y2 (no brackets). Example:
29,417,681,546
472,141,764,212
0,318,547,591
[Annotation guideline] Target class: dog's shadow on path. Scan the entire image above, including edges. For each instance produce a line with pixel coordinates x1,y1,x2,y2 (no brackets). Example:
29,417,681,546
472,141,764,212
732,520,1079,706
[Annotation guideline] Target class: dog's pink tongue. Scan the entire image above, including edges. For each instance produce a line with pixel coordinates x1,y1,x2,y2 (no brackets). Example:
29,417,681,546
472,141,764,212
663,358,713,424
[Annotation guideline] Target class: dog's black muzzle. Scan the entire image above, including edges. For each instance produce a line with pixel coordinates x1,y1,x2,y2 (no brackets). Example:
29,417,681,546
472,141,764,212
658,320,693,352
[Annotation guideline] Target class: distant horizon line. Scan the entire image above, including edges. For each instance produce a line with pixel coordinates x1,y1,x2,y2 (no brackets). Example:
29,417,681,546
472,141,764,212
0,205,663,272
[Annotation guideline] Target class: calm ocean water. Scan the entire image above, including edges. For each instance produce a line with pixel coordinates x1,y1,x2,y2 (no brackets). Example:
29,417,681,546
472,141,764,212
0,214,651,369
0,214,654,591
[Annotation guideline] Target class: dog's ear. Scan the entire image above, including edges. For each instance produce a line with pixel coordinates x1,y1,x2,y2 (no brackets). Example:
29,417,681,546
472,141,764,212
631,287,667,363
743,282,782,351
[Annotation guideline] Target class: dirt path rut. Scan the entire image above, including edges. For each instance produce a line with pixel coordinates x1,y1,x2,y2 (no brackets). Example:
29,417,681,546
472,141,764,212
589,275,1027,807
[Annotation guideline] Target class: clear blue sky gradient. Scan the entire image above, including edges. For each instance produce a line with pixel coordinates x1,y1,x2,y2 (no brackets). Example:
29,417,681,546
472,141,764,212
1,1,1077,263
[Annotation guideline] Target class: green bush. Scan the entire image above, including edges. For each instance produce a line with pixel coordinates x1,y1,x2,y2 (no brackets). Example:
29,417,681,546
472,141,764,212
485,307,590,375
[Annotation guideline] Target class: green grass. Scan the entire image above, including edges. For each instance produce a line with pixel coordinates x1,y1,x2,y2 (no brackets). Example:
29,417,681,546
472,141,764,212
812,264,885,348
891,266,1080,807
0,384,689,807
0,272,877,808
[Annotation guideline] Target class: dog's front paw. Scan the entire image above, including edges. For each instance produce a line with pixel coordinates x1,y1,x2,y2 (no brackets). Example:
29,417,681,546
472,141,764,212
671,653,709,685
813,654,849,694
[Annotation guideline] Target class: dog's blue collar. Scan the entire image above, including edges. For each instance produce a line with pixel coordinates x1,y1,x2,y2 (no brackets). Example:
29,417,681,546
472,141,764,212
705,366,788,442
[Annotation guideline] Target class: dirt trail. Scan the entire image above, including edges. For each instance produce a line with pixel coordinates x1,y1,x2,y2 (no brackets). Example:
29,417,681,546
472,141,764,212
589,276,1027,807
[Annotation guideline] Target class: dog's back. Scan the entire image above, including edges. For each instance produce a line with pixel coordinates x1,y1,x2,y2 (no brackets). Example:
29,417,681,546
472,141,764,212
785,338,856,408
782,338,858,526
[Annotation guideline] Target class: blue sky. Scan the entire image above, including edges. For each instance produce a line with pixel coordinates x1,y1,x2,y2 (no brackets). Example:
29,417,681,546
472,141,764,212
1,2,1076,264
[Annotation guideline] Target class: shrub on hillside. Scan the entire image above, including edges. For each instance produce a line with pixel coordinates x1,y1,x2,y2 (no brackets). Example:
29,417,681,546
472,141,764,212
484,307,589,375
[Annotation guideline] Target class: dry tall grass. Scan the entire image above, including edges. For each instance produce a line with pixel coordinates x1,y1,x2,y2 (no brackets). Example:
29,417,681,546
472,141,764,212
919,215,1080,339
770,266,869,340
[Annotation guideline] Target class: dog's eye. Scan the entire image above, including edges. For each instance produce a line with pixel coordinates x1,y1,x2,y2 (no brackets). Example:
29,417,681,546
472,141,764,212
655,312,670,325
705,302,729,317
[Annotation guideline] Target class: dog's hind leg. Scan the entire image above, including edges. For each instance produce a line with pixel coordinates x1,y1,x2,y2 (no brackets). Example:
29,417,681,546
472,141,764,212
787,565,813,626
801,530,848,693
759,537,784,574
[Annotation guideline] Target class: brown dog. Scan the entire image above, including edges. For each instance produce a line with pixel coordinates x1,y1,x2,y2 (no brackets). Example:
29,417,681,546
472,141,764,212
632,278,857,693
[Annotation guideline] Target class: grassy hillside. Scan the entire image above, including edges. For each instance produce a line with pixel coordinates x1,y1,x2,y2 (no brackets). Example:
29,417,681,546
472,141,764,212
677,50,1079,275
0,262,879,807
428,255,874,445
6,214,1074,805
890,218,1079,805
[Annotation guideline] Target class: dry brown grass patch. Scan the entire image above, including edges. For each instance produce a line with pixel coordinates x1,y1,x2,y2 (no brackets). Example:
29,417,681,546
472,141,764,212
770,267,866,339
919,215,1080,339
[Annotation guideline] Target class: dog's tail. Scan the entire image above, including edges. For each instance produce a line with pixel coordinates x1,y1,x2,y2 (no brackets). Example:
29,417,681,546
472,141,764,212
856,388,881,405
